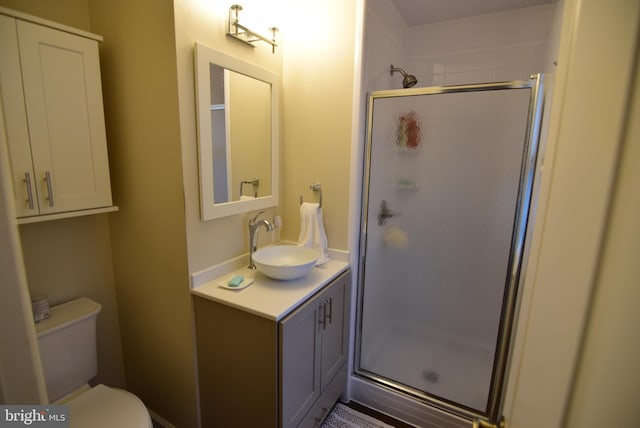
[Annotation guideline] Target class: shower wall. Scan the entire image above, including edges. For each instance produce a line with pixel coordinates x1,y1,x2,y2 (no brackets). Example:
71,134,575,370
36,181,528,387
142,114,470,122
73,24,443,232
354,2,561,424
362,0,410,92
361,0,559,337
407,4,557,86
364,1,559,93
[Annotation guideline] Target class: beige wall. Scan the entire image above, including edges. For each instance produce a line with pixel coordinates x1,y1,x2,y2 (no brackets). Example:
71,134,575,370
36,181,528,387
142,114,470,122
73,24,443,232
504,0,640,426
87,0,197,426
1,0,361,423
19,216,125,390
229,72,272,200
280,0,358,250
11,1,637,427
175,0,358,273
173,0,283,274
173,1,359,424
226,73,272,201
564,17,640,427
0,0,90,31
0,0,126,392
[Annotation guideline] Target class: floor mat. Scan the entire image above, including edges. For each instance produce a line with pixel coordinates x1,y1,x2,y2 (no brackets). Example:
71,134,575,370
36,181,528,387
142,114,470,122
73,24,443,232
321,402,396,428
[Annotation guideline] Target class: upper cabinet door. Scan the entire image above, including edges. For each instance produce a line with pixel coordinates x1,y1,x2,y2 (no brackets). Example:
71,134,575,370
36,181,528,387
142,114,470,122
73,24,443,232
0,16,39,217
16,20,112,215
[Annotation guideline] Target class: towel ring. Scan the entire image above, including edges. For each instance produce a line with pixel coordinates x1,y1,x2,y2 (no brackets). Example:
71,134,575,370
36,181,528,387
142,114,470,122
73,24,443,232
299,182,322,208
240,178,259,198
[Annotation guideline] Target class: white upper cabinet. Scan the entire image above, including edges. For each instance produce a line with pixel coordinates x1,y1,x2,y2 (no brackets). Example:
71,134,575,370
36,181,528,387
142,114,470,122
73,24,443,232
0,12,114,221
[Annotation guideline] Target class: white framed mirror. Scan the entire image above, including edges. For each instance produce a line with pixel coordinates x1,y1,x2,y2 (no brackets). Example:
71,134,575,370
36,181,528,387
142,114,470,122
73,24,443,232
194,43,279,220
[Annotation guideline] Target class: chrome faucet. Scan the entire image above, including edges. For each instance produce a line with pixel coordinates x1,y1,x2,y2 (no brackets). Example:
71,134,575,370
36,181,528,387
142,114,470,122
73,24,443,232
248,211,275,269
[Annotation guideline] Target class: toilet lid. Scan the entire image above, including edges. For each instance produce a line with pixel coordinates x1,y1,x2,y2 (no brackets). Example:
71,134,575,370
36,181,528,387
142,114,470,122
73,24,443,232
66,384,152,428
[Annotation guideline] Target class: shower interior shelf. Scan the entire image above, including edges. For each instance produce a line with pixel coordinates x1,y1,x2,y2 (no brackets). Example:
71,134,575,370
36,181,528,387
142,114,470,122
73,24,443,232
396,179,418,191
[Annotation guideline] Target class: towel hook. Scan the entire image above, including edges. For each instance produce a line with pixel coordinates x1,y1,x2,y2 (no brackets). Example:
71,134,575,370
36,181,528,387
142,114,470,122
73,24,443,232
299,182,322,208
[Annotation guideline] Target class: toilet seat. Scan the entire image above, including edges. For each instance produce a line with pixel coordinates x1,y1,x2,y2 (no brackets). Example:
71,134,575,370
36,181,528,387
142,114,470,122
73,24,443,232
65,384,152,428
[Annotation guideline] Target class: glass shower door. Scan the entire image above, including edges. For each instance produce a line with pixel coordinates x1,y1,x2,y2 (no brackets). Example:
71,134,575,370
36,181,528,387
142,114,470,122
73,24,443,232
356,77,543,424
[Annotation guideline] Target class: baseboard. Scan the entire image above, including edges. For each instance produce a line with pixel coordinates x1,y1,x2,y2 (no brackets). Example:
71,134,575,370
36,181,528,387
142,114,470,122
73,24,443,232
148,409,176,428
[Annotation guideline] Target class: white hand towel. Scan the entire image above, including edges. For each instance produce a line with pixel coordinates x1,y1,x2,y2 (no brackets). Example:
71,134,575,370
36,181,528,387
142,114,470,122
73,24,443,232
297,202,330,265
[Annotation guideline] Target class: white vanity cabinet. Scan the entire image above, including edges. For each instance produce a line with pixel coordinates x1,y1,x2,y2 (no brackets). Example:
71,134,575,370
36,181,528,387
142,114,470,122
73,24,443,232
193,269,351,428
0,12,113,221
281,271,349,427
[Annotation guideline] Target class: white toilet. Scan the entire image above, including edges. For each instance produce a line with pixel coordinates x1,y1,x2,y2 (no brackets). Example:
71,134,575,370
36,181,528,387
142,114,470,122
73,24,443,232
35,297,152,428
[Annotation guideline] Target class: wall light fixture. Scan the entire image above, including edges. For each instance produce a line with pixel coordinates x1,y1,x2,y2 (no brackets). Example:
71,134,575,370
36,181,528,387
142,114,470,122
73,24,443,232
226,4,278,53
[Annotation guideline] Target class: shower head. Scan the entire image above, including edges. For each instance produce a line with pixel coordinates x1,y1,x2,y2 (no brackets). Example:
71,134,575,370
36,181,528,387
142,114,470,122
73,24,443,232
390,65,418,88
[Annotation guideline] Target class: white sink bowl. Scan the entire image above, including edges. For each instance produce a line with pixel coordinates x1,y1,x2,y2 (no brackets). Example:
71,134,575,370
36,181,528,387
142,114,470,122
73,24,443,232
252,245,319,280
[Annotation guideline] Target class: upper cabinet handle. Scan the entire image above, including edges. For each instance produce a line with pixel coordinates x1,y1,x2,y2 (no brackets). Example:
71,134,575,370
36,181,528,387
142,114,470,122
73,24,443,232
44,171,54,207
23,172,35,210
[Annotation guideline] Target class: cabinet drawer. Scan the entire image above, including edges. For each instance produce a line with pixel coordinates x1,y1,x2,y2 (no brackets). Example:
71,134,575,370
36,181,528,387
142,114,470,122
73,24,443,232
298,364,347,428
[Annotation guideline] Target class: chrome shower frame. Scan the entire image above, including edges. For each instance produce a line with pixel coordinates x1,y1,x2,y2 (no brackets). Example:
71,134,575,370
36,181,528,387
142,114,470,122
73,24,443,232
353,74,545,427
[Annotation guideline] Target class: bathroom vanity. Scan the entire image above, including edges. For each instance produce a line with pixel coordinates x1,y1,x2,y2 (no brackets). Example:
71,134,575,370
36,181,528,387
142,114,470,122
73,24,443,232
192,261,350,427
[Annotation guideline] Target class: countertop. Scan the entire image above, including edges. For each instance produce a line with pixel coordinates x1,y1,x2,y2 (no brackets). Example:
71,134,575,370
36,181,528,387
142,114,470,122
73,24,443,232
190,259,349,321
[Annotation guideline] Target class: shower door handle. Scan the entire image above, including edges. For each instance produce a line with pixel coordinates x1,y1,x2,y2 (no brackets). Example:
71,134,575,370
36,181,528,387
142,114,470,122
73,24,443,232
378,200,400,225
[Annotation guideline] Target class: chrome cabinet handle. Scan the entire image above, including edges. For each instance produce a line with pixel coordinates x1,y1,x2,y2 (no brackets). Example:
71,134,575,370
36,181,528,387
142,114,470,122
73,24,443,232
318,303,326,330
23,172,34,209
319,298,334,330
44,171,54,207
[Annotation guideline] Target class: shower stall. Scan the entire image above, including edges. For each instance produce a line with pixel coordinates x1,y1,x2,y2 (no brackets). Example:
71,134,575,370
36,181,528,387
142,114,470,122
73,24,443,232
353,76,544,427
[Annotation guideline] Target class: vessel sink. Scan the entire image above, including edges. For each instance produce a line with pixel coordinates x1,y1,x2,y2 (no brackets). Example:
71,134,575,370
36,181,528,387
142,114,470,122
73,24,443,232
252,245,319,280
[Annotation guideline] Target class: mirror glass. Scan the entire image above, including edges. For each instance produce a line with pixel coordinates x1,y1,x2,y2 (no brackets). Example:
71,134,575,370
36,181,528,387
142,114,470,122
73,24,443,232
195,43,279,220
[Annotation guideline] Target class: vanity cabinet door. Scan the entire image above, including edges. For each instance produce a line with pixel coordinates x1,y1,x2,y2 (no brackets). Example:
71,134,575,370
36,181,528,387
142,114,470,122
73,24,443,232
0,15,112,219
280,270,351,428
319,272,349,391
280,290,322,428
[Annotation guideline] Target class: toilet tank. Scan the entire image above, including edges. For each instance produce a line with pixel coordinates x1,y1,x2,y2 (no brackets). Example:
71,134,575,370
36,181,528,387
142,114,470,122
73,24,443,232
35,297,102,402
